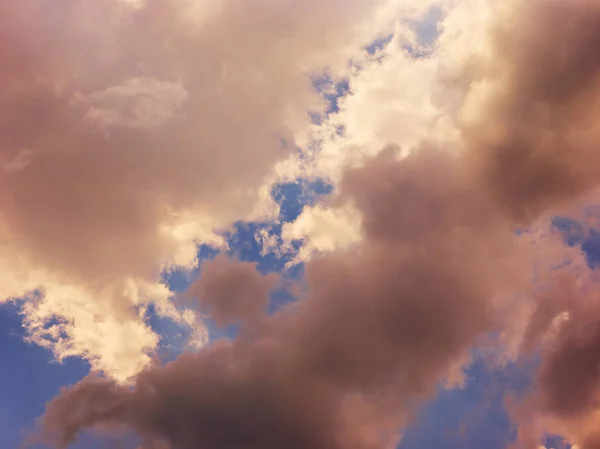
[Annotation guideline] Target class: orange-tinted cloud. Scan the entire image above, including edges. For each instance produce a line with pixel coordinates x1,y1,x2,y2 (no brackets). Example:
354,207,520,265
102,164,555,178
0,0,389,379
39,145,531,449
187,255,278,329
461,0,600,223
27,0,600,447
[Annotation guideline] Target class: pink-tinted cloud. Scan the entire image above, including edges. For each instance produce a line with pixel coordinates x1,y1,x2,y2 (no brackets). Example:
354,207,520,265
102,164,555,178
187,255,278,329
0,0,389,378
454,0,600,446
39,145,530,449
26,0,600,447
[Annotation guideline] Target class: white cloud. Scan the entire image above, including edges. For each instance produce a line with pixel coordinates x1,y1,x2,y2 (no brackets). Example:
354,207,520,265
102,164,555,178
0,0,401,381
282,204,362,264
262,0,515,264
74,77,189,130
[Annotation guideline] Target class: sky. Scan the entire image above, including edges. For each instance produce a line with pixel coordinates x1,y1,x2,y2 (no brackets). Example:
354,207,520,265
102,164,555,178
3,0,600,448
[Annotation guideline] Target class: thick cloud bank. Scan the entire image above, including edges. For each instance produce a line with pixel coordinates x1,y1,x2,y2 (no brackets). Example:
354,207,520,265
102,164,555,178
0,0,391,380
9,0,600,448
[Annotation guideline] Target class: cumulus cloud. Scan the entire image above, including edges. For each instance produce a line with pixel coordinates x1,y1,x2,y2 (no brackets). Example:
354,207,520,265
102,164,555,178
14,0,600,447
187,255,278,330
39,144,534,449
284,0,600,253
0,0,393,379
281,203,362,263
272,1,473,255
73,77,189,130
453,0,600,446
459,0,600,223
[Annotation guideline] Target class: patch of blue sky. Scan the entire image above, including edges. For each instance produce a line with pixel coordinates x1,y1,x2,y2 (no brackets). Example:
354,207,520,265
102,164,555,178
30,429,142,449
162,177,328,285
309,74,351,126
0,301,90,449
375,5,442,60
365,33,395,55
408,4,444,54
142,301,200,363
271,178,333,223
552,215,600,267
542,434,572,449
365,5,445,61
399,355,535,449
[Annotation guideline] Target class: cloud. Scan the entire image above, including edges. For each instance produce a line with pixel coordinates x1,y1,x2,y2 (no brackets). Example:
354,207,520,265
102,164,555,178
281,203,362,263
187,255,278,330
20,0,600,447
73,77,189,130
450,0,600,446
271,0,475,255
282,0,600,257
0,0,392,380
459,0,600,222
39,144,533,449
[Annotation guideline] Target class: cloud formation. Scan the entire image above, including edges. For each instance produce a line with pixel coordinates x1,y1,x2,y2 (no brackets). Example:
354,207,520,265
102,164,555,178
0,0,392,379
16,0,600,447
187,255,278,330
445,1,600,444
40,144,532,449
460,0,600,223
